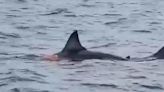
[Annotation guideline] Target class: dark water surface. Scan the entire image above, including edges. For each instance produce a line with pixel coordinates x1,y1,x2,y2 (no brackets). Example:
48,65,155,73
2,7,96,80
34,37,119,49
0,0,164,92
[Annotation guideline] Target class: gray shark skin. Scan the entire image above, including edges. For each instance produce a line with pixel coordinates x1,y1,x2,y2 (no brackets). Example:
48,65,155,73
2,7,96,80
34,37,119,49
55,30,164,61
131,46,164,62
56,30,127,61
152,46,164,59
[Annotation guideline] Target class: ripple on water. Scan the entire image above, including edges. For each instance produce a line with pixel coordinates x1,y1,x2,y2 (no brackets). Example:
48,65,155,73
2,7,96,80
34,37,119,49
14,54,41,60
132,30,152,33
140,84,164,90
17,69,47,78
15,26,30,30
104,21,120,26
0,68,48,88
81,83,118,88
79,4,96,8
64,14,77,17
0,76,48,84
103,13,122,17
0,32,21,39
0,83,8,87
63,78,81,82
11,88,49,92
41,8,69,16
127,75,147,79
133,82,164,90
89,43,116,49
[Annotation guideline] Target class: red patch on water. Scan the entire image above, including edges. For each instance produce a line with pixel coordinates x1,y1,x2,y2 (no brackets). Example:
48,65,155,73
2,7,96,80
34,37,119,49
42,54,60,61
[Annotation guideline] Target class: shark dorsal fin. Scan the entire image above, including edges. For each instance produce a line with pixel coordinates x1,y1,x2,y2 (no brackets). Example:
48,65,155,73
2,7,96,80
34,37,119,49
61,30,86,53
153,46,164,59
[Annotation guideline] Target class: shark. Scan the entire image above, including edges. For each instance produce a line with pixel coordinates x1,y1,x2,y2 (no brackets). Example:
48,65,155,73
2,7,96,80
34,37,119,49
43,30,164,61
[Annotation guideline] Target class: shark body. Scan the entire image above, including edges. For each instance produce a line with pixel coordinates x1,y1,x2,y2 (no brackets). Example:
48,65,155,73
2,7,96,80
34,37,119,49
44,31,164,61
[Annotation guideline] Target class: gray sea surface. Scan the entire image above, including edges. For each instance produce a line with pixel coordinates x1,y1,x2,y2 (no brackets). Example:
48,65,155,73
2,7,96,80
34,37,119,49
0,0,164,92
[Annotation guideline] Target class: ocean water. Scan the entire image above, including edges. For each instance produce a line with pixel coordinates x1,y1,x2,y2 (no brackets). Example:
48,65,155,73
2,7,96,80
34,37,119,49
0,0,164,92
